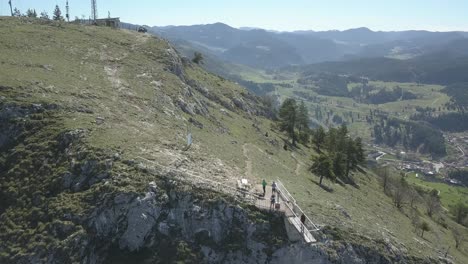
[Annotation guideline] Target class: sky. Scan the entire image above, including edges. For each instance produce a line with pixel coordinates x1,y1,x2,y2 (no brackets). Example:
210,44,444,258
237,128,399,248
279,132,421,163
1,0,467,32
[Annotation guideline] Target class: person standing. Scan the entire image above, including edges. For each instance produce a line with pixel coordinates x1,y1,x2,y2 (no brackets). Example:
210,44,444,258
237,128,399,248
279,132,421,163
272,181,277,193
270,194,276,211
262,179,267,196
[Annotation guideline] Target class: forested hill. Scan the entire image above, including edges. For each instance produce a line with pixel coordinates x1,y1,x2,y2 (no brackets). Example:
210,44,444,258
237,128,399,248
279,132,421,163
151,23,468,69
295,39,468,85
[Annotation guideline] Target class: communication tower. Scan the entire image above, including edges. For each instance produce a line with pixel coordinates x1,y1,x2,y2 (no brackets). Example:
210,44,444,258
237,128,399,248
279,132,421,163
91,0,98,21
66,1,70,22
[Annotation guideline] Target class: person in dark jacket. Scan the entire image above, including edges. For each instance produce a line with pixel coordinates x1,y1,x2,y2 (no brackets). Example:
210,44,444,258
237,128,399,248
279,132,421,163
270,194,276,210
300,214,306,233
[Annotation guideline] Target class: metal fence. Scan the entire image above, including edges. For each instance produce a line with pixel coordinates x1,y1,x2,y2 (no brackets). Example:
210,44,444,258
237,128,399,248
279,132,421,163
276,179,320,232
134,156,320,239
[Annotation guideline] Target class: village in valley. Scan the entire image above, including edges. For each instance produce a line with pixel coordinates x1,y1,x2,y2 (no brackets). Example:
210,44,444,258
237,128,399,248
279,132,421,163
368,132,468,187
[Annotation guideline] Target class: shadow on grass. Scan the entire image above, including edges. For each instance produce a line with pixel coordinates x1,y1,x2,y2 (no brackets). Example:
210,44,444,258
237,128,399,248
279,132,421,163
347,180,361,189
309,178,334,193
357,167,367,174
279,137,302,151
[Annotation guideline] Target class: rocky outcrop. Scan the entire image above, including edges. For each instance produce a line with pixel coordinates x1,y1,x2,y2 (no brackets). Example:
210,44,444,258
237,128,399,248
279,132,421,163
165,46,186,81
60,179,438,264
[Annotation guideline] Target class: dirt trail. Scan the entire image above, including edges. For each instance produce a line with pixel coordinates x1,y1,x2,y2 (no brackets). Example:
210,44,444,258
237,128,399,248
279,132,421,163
242,143,297,180
291,152,306,176
243,144,254,179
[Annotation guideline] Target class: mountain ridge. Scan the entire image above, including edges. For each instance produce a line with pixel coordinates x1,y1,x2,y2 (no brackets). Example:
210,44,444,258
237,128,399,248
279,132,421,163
150,22,468,69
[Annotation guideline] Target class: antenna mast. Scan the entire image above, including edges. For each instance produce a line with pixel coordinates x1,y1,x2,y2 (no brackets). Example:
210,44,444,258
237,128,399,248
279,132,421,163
91,0,98,21
8,0,13,16
66,1,70,22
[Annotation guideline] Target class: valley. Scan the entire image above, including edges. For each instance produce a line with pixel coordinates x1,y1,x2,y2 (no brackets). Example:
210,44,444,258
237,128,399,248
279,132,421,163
1,4,468,263
206,63,468,206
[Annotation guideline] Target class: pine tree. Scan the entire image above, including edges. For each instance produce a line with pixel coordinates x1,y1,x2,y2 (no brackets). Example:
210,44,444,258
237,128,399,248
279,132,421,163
373,125,383,144
296,101,309,131
26,9,37,18
343,137,366,182
40,11,49,20
278,98,297,145
310,153,335,186
343,137,356,181
354,137,365,165
53,5,64,21
312,126,326,153
13,8,21,17
296,101,310,144
332,152,346,179
325,127,338,154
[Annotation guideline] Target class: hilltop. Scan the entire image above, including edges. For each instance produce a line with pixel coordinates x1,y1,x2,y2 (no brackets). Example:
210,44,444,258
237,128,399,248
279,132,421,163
0,17,467,263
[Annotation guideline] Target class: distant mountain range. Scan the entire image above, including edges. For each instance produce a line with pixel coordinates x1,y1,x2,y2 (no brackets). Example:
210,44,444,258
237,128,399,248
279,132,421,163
150,23,468,69
295,38,468,85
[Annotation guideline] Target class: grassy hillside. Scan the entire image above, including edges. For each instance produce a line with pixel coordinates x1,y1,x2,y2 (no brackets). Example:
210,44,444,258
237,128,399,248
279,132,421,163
1,17,467,263
190,56,468,261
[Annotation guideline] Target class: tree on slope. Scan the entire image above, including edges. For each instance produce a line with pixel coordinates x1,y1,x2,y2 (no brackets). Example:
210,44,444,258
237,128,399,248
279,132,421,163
26,9,37,18
53,5,64,21
40,11,49,20
425,189,441,218
310,153,335,186
192,52,204,64
311,126,326,153
450,201,468,225
420,221,430,238
296,101,310,144
13,8,21,17
278,98,297,145
452,228,464,249
343,137,366,181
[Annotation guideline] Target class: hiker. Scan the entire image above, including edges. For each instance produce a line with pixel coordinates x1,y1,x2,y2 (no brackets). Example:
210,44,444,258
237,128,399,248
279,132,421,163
272,181,277,193
262,179,267,196
270,194,276,210
300,213,306,233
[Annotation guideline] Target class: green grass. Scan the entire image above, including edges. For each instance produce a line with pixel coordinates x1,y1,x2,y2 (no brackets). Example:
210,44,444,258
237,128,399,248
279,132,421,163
1,17,467,263
201,51,468,261
406,173,468,209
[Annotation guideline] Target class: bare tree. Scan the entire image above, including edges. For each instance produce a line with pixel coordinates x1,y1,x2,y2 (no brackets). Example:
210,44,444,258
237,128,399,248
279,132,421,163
452,228,464,249
408,187,421,209
392,176,408,209
450,201,468,225
377,166,391,195
420,221,430,238
425,189,441,218
410,208,421,233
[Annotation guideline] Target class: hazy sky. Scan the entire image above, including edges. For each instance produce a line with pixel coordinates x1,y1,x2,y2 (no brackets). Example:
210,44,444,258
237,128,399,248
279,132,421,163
1,0,467,31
